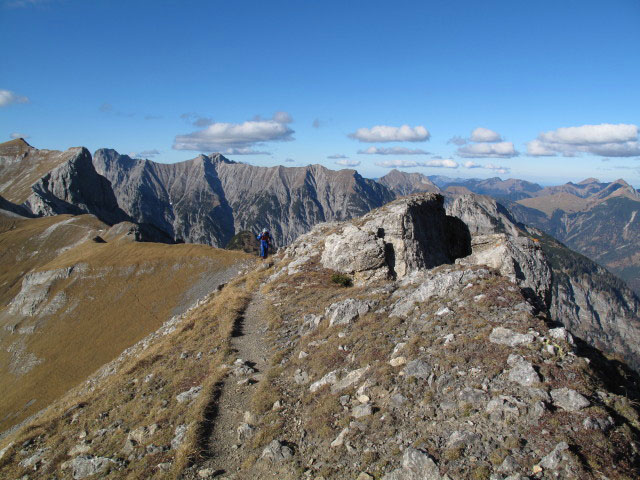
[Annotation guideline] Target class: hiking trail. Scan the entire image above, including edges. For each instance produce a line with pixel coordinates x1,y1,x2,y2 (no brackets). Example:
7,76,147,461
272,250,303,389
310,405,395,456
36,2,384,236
198,292,271,478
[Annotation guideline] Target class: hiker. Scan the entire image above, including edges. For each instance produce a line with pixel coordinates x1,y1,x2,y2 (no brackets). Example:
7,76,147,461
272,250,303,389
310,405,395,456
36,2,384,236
257,228,271,259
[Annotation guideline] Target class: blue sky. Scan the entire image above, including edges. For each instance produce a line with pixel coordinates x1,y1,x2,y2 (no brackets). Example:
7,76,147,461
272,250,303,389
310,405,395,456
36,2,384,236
1,0,639,185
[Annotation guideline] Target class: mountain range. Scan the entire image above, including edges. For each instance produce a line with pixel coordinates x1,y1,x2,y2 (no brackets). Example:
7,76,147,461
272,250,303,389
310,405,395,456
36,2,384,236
423,173,640,295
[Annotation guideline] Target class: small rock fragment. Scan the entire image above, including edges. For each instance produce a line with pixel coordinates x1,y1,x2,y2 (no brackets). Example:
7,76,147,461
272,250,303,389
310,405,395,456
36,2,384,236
489,327,534,347
404,359,432,379
260,440,293,462
352,404,373,418
539,441,570,470
390,356,407,367
330,427,349,448
550,388,590,412
176,385,202,404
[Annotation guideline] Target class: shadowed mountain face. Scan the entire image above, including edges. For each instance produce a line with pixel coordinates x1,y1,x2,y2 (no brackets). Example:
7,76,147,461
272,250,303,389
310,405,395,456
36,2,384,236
93,149,395,247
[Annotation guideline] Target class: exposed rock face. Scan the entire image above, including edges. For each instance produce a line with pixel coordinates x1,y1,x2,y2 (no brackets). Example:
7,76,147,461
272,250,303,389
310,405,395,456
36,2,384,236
319,194,471,283
0,138,76,204
93,149,395,247
446,195,551,308
446,194,640,372
24,147,129,226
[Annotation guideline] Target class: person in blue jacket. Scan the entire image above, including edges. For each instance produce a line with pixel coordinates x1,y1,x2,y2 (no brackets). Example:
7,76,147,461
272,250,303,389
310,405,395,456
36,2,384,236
257,228,271,259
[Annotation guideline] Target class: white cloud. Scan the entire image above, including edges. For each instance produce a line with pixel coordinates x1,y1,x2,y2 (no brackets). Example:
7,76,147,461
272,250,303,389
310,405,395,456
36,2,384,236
457,142,518,158
335,159,361,167
539,123,637,145
284,158,295,163
130,149,161,158
173,112,294,152
463,161,481,168
272,111,293,124
527,123,640,157
375,159,458,169
9,132,29,139
348,124,430,143
357,146,429,155
427,159,458,168
485,163,511,174
470,127,502,143
5,0,50,7
327,154,348,159
0,89,29,107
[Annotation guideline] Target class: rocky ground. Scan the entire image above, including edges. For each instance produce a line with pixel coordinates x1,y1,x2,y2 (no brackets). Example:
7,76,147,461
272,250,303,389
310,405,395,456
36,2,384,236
1,194,639,479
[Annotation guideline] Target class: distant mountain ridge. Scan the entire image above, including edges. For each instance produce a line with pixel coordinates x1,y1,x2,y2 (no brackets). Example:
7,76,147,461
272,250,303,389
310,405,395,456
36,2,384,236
426,173,640,295
93,148,394,247
0,140,395,248
377,169,440,196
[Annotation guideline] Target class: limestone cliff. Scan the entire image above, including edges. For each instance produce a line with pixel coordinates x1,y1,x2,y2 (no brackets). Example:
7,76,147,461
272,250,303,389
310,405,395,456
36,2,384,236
446,194,640,372
93,149,395,247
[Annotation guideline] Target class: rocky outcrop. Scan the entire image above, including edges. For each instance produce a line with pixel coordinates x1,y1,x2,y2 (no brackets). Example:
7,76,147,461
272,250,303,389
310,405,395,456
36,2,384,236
24,147,129,226
93,149,395,247
447,194,640,372
446,195,551,308
316,194,470,283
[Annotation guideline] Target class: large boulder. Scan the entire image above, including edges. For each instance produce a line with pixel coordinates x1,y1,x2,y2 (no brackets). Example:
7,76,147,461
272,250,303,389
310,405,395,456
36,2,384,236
320,194,471,283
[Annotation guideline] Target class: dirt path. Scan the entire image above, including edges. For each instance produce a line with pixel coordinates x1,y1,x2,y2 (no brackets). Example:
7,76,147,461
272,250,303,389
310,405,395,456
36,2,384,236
199,293,270,478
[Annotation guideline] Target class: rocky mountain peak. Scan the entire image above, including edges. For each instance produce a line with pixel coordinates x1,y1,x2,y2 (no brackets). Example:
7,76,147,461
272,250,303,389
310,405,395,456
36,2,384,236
578,177,600,185
378,169,440,196
0,138,32,156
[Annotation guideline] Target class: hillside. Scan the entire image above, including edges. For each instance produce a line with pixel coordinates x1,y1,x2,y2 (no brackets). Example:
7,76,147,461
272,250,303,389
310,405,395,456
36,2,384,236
508,193,640,295
0,211,253,434
0,194,638,479
378,169,441,196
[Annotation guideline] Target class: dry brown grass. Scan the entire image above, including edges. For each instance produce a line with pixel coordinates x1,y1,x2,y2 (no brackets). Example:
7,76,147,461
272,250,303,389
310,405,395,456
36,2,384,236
0,213,252,433
0,261,259,479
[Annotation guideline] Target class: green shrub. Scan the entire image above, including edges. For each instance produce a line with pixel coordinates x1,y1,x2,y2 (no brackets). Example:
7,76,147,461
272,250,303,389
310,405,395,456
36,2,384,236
331,273,353,287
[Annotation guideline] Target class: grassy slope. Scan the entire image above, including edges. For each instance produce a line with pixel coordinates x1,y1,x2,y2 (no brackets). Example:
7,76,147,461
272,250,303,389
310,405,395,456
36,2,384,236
0,268,261,480
0,213,252,432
